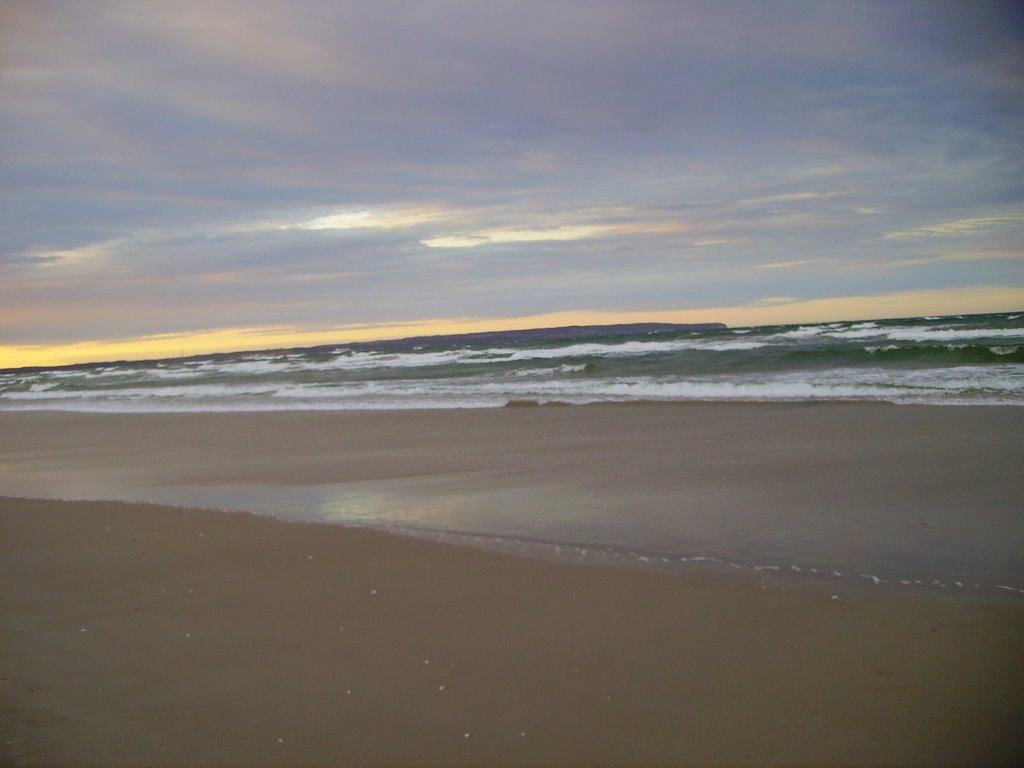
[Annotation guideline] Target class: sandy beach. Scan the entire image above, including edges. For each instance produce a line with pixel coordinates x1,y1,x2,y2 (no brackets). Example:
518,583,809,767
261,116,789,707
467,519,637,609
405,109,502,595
2,405,1023,765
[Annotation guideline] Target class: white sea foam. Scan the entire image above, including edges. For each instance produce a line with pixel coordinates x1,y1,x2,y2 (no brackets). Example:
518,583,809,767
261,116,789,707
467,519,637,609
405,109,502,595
776,326,826,339
3,383,280,401
286,348,480,372
823,327,887,339
694,340,770,351
89,366,143,376
490,338,772,360
821,324,1024,343
883,327,1024,342
42,369,89,379
147,367,211,380
209,359,291,374
4,365,1022,411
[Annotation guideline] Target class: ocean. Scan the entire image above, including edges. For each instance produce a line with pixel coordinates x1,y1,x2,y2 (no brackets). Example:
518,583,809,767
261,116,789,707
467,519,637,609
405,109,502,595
2,311,1022,411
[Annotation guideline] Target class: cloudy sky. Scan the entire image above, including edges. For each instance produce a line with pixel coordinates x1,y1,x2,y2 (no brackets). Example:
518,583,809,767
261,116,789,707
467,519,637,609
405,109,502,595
2,0,1023,366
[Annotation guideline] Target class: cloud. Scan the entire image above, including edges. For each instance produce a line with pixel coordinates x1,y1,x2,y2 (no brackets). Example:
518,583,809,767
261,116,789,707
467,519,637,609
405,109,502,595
291,206,453,232
748,296,802,307
738,191,847,206
754,259,837,270
863,249,1024,270
883,213,1024,240
692,239,745,247
421,220,686,249
1,2,1022,364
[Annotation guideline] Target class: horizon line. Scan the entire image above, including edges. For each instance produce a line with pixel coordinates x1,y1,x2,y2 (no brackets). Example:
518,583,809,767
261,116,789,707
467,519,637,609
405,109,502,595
3,287,1022,372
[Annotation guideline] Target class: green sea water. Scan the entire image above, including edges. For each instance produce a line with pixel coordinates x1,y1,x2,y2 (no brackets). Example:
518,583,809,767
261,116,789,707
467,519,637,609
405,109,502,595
2,311,1022,410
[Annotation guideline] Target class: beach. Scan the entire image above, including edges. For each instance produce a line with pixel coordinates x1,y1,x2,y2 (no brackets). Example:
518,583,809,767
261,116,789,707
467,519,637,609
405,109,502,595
2,404,1024,765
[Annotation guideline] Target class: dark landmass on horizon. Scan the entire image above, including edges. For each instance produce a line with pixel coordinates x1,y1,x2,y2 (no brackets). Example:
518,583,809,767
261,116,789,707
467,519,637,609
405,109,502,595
0,322,726,375
342,322,726,351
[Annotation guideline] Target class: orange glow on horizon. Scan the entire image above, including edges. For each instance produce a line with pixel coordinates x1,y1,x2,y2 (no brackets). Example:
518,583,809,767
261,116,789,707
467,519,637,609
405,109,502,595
2,286,1022,369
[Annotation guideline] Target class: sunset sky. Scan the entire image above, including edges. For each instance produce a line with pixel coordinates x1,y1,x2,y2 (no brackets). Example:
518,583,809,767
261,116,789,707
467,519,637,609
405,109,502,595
2,0,1023,368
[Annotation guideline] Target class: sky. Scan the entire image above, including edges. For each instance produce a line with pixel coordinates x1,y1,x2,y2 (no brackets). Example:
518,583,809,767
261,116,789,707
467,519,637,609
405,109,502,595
1,0,1023,367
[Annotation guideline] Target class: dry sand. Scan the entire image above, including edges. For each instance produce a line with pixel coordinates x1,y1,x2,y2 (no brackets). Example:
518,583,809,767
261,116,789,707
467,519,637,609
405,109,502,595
1,404,1023,765
2,496,1022,766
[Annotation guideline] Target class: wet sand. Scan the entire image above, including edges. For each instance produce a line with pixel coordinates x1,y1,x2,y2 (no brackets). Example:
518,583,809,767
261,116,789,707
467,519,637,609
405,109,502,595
1,405,1023,765
1,405,1023,591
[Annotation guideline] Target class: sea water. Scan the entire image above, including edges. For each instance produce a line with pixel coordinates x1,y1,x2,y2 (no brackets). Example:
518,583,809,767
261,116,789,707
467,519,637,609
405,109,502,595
2,311,1022,411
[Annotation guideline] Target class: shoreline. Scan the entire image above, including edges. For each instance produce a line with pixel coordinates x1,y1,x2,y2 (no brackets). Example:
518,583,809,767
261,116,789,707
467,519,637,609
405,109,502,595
3,495,1023,766
2,404,1022,597
4,491,1022,606
1,398,1019,412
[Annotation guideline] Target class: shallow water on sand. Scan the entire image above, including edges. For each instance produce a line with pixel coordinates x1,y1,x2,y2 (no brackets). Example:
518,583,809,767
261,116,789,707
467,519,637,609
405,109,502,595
2,405,1022,600
10,474,1021,600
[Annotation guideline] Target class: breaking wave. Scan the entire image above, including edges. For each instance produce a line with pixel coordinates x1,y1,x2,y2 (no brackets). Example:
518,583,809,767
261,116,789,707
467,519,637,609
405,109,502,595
2,311,1020,411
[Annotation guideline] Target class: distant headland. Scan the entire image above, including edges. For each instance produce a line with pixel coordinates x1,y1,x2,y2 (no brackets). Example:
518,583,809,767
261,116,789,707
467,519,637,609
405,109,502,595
339,322,727,352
